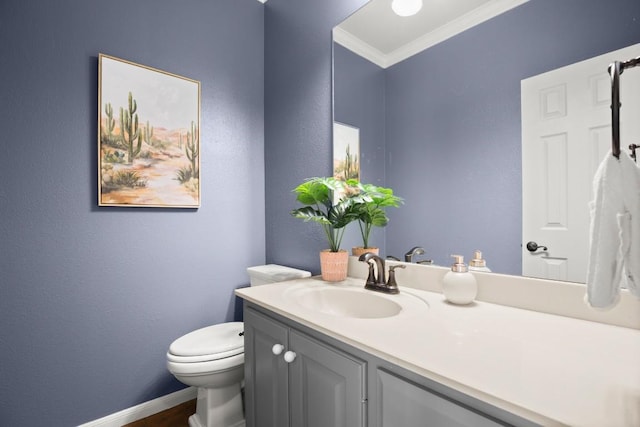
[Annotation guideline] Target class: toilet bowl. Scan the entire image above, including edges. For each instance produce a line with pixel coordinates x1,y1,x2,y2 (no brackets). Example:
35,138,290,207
167,322,245,427
167,264,311,427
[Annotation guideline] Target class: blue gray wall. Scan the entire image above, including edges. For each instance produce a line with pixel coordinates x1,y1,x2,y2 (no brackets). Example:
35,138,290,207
264,0,369,272
0,1,264,425
332,0,640,274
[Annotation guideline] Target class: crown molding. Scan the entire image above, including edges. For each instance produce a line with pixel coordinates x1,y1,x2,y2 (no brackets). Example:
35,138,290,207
335,0,529,69
332,27,390,68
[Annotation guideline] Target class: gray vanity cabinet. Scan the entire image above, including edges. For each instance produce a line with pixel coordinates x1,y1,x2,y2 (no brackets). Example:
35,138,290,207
376,369,504,427
244,303,536,427
244,306,366,427
244,306,289,427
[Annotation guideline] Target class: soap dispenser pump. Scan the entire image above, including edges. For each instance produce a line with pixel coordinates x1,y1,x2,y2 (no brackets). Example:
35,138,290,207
442,255,477,305
469,250,491,272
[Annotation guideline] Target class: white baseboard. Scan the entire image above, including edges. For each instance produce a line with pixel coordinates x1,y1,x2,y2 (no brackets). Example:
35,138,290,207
78,387,197,427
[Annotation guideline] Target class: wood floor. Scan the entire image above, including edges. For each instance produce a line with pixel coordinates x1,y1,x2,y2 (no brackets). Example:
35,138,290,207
122,399,196,427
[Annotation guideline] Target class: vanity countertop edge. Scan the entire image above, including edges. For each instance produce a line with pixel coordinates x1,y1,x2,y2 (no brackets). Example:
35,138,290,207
235,276,640,427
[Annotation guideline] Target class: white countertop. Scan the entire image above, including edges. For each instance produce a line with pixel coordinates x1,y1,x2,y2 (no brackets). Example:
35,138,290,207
236,276,640,427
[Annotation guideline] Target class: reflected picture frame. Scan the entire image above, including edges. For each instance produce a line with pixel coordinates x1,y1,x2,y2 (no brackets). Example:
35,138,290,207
333,121,360,182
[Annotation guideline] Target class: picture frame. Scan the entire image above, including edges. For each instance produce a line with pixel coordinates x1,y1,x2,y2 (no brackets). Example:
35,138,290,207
98,54,201,208
333,121,360,182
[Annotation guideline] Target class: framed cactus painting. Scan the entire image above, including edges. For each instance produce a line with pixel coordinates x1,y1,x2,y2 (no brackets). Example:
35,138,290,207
333,122,360,182
98,54,201,208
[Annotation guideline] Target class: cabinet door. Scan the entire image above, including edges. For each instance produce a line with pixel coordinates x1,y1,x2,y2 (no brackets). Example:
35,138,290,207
377,370,504,427
289,330,366,427
244,308,289,427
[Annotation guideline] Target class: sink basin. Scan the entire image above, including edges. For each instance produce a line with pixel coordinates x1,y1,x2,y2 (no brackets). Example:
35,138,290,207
291,287,402,319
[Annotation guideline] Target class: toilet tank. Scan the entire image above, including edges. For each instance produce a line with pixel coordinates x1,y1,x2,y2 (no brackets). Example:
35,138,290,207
247,264,311,286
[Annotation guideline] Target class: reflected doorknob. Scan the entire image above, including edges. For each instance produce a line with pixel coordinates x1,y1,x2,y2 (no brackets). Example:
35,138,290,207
526,241,548,252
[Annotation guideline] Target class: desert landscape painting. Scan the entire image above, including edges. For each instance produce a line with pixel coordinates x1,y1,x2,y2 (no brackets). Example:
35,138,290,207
333,122,360,182
98,54,201,207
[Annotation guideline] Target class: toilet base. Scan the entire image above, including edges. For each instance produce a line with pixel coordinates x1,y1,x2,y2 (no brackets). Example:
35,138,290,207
188,384,245,427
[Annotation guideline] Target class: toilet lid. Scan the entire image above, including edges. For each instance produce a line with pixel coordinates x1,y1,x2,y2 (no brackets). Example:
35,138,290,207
169,322,244,361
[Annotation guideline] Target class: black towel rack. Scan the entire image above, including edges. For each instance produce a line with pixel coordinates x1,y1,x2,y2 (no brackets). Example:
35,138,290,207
609,56,640,159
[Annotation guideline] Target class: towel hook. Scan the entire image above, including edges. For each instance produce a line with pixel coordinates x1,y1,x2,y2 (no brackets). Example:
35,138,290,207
609,56,640,160
609,61,622,159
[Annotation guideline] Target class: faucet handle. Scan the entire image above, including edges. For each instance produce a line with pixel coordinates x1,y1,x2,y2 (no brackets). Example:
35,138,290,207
385,264,405,294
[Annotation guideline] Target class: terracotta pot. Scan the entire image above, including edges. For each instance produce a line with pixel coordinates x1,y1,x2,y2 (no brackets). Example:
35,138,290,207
351,247,379,257
320,249,349,282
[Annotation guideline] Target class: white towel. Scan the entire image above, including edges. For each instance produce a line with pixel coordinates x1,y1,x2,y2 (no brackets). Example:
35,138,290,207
586,150,640,309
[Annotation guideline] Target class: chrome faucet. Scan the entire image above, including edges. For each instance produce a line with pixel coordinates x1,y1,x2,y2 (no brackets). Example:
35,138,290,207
404,246,433,264
404,246,425,262
358,252,405,294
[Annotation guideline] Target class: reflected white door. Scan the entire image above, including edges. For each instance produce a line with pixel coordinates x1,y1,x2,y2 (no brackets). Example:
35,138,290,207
522,43,640,282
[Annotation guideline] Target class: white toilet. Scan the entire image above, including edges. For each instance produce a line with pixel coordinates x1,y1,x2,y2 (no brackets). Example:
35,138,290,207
167,264,311,427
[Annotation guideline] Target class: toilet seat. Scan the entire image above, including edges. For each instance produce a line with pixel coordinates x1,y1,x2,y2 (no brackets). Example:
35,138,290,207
167,352,244,376
167,322,244,363
167,322,245,375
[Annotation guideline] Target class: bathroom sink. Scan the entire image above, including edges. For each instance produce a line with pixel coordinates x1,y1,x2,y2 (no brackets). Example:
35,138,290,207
290,286,402,319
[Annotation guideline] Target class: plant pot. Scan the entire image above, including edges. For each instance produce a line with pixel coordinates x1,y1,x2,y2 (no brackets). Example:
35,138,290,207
351,247,379,257
320,249,349,282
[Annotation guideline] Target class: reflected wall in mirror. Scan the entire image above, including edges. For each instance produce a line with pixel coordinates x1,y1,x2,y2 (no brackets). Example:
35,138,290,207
333,0,640,280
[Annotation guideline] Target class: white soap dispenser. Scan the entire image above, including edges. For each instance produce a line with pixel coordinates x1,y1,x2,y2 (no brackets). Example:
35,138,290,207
442,254,477,305
469,250,491,272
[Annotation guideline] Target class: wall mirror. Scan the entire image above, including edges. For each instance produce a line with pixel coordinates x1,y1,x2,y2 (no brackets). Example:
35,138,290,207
332,0,640,281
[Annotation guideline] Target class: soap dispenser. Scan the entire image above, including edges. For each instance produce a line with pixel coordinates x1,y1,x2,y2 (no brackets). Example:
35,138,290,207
469,250,491,272
442,255,477,305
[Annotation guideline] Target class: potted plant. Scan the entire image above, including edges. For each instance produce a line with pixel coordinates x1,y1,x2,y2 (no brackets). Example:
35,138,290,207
291,177,363,281
348,180,403,257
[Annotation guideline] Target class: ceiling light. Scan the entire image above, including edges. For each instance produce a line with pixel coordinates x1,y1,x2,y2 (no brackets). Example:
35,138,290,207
391,0,423,17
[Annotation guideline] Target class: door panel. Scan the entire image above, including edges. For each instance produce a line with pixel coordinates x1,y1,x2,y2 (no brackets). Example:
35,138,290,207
521,43,640,282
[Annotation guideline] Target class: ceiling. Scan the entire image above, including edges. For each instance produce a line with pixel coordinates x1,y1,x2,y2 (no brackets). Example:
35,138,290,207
334,0,529,68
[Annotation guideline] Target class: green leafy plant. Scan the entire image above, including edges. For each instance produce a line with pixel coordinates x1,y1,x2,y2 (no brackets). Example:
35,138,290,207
291,177,364,252
348,180,403,249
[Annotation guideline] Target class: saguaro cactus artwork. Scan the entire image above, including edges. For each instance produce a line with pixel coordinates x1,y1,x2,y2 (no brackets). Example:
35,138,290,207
185,121,199,178
143,120,153,145
103,102,116,140
343,144,359,180
119,92,141,164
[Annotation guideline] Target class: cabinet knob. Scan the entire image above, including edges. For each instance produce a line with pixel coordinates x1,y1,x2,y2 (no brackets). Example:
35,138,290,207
272,344,285,355
284,351,297,363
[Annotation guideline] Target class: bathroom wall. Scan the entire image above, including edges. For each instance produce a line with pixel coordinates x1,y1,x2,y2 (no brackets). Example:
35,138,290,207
0,0,264,425
264,0,369,272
